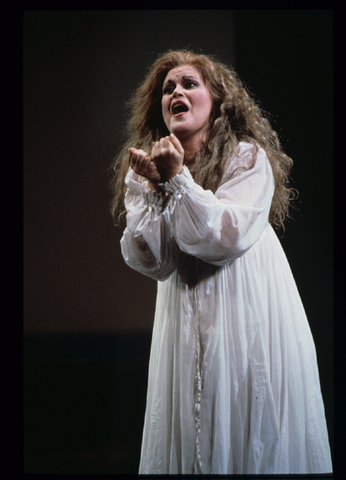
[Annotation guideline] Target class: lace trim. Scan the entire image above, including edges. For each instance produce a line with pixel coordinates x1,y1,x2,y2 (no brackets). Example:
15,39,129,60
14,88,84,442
138,167,193,215
161,165,193,195
141,188,171,219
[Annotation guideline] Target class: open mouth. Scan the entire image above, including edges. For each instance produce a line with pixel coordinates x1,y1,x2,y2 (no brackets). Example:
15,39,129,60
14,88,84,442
172,102,189,116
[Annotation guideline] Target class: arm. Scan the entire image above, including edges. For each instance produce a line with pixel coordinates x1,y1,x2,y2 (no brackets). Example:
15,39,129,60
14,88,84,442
120,168,179,281
161,143,275,265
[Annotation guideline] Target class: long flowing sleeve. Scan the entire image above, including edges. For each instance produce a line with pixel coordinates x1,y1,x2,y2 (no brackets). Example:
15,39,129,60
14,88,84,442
120,169,179,281
161,142,275,265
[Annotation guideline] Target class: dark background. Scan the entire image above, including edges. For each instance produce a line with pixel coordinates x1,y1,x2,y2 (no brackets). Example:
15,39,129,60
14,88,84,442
24,10,333,474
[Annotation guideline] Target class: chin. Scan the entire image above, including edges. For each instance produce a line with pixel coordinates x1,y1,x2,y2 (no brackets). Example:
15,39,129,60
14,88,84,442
170,126,190,138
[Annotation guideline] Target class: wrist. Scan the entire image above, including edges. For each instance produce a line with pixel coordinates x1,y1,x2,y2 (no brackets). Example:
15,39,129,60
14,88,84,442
147,180,165,194
165,166,184,182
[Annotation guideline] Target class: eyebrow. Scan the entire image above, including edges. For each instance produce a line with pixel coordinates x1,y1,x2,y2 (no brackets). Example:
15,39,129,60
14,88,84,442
162,75,200,89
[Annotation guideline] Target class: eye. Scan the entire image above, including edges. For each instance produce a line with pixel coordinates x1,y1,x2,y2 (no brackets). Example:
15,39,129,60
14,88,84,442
163,86,174,95
185,81,198,89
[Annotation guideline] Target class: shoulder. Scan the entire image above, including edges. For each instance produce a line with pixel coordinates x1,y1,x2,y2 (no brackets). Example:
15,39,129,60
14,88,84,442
229,141,268,171
236,141,266,160
219,142,272,188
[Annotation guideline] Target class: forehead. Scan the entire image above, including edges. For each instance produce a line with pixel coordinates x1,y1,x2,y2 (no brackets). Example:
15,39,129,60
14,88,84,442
163,65,204,83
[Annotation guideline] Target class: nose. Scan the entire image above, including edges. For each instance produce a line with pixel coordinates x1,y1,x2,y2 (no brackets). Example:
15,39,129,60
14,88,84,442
172,84,184,96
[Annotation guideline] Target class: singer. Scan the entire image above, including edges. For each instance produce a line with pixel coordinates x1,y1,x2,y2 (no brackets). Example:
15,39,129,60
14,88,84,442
109,50,332,475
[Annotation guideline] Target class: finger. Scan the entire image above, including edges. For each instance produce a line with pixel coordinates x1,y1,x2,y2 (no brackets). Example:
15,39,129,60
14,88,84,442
131,154,140,169
159,137,167,149
151,142,159,155
129,148,149,169
157,136,172,153
151,141,162,158
169,133,184,154
147,161,161,181
136,155,151,173
129,148,149,158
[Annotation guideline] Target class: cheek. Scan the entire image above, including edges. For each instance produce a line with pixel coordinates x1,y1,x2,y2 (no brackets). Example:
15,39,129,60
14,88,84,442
197,93,213,117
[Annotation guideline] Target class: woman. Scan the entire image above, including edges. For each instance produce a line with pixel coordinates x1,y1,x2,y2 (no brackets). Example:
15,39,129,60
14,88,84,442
110,50,332,475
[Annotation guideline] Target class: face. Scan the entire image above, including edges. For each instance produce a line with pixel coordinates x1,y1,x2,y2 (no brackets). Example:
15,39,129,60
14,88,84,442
161,65,213,145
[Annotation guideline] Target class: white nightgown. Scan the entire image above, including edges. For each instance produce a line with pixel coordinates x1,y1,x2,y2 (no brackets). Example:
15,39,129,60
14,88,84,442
120,142,332,475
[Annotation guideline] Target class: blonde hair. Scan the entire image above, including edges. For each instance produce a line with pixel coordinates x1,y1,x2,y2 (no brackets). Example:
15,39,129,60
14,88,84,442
109,49,297,232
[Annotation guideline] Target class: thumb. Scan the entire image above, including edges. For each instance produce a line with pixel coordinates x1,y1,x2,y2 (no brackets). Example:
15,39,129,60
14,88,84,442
169,133,184,154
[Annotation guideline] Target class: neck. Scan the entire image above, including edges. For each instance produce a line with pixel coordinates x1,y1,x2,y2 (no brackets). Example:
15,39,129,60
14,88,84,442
177,131,206,165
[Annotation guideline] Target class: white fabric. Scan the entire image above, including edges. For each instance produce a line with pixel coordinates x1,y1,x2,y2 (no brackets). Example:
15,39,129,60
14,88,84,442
120,142,332,475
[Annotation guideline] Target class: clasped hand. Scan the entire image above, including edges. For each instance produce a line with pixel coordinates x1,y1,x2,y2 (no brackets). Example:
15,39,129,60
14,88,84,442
129,134,184,186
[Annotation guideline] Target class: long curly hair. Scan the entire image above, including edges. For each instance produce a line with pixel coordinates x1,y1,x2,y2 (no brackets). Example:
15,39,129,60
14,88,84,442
109,49,297,232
